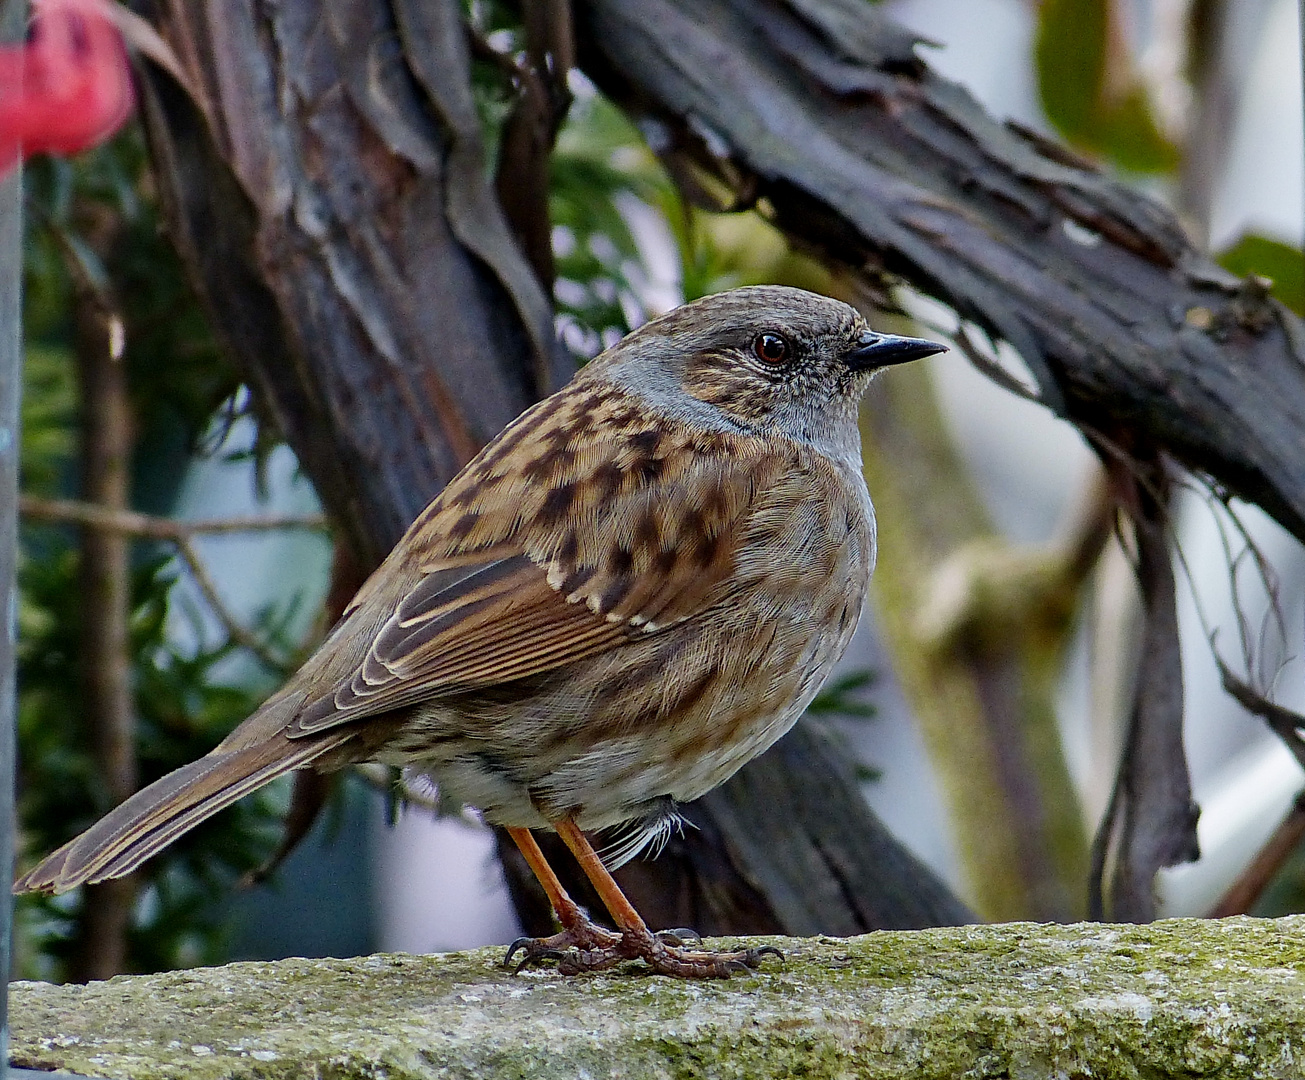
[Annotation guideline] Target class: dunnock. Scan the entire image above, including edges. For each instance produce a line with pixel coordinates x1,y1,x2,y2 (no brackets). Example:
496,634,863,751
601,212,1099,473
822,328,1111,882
16,285,944,978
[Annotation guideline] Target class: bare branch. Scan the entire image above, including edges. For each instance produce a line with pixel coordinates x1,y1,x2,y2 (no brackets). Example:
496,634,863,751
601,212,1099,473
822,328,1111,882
173,536,292,675
70,253,137,982
575,0,1305,544
1089,450,1199,922
1217,659,1305,774
20,495,327,538
21,496,317,674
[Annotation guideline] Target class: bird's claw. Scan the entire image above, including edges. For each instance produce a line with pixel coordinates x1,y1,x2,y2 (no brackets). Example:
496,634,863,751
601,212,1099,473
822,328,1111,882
504,921,622,973
654,927,702,946
636,937,784,978
504,935,538,969
506,924,783,979
511,946,566,975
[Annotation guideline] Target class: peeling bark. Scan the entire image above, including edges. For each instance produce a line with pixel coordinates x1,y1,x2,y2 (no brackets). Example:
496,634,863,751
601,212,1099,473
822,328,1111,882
573,0,1305,544
131,0,563,568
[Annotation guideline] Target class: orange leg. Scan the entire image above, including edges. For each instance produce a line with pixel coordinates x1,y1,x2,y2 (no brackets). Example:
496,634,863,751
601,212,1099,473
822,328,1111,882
506,826,589,931
550,816,782,979
504,826,619,972
553,817,653,938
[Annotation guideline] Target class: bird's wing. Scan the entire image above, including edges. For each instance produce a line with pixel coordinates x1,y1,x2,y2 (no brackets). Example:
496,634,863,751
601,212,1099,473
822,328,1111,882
284,394,789,738
283,550,629,734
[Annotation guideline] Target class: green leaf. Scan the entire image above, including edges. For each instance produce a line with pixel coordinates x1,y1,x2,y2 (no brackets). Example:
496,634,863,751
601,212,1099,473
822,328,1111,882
1034,0,1178,174
1216,234,1305,316
1093,86,1180,174
808,669,878,721
19,343,76,496
1035,0,1107,141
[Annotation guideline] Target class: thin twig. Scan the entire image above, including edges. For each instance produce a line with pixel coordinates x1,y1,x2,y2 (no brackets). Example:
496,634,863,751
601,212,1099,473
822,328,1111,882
20,495,327,537
1217,658,1305,773
465,23,528,82
1210,488,1289,691
953,324,1044,405
22,494,324,674
1085,440,1295,728
173,536,292,675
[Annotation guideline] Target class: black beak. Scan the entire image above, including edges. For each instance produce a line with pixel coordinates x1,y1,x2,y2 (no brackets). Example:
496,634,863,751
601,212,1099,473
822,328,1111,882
846,332,948,372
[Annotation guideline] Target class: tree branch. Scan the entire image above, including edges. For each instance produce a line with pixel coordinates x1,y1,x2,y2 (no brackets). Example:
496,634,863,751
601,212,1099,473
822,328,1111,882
70,253,137,982
1209,790,1305,917
21,496,323,674
130,0,565,567
20,495,326,538
573,0,1305,545
172,536,292,675
1089,448,1199,921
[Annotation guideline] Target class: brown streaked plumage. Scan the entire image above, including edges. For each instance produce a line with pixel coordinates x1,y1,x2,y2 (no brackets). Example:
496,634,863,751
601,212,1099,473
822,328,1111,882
15,285,945,978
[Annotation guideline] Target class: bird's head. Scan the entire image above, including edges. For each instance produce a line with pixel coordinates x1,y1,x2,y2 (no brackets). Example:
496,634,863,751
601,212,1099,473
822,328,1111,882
589,285,946,459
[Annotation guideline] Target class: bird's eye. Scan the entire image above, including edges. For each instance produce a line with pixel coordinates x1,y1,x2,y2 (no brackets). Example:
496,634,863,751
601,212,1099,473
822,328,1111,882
753,332,789,365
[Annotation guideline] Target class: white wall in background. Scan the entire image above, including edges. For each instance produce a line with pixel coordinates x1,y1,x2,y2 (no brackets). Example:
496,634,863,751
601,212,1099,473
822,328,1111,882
373,808,521,954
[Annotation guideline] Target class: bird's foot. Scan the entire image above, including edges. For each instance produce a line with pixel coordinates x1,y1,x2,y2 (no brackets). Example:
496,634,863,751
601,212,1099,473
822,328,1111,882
507,921,780,978
505,919,622,974
621,928,783,978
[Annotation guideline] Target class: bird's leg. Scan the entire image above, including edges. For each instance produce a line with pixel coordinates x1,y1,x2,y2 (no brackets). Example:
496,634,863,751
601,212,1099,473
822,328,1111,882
553,817,781,979
503,826,620,973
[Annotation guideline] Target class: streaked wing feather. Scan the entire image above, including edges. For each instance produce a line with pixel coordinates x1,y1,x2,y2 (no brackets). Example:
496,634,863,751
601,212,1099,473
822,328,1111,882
287,553,629,736
283,388,790,739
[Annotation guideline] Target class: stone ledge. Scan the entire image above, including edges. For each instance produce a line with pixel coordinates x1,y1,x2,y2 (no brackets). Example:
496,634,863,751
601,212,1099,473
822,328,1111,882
10,916,1305,1079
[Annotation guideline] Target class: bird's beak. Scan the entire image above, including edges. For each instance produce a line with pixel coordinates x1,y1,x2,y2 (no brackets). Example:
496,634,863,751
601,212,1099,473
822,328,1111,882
845,333,948,372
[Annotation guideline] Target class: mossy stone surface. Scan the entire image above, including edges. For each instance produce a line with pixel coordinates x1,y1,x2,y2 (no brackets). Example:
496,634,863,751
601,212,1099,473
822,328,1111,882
11,916,1305,1079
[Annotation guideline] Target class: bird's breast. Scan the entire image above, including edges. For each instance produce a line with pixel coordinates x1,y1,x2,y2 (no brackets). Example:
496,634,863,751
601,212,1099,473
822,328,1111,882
386,435,876,833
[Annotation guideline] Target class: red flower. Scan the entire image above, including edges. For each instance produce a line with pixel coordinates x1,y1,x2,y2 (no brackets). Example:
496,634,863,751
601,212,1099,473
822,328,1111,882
0,0,134,173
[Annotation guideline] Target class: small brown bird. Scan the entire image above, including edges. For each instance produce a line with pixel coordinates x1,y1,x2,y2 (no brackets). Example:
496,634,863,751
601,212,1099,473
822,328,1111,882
16,285,944,977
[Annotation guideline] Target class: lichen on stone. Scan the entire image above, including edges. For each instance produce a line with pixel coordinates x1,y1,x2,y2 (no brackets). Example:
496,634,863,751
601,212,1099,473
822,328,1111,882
11,917,1305,1079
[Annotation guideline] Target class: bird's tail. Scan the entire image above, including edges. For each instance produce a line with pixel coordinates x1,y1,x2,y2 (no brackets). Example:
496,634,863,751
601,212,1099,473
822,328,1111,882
14,731,348,895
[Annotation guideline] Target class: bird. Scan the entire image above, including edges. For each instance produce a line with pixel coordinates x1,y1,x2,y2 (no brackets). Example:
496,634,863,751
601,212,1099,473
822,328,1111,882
15,285,946,978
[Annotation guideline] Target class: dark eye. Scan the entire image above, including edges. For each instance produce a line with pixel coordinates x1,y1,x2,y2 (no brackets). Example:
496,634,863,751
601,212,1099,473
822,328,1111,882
753,332,789,365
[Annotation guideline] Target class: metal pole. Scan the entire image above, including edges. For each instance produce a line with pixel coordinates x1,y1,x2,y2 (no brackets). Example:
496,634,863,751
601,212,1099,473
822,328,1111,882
0,2,23,1075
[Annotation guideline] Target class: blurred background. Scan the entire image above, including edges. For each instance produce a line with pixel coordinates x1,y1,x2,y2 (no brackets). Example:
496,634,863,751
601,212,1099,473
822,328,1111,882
14,0,1305,980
